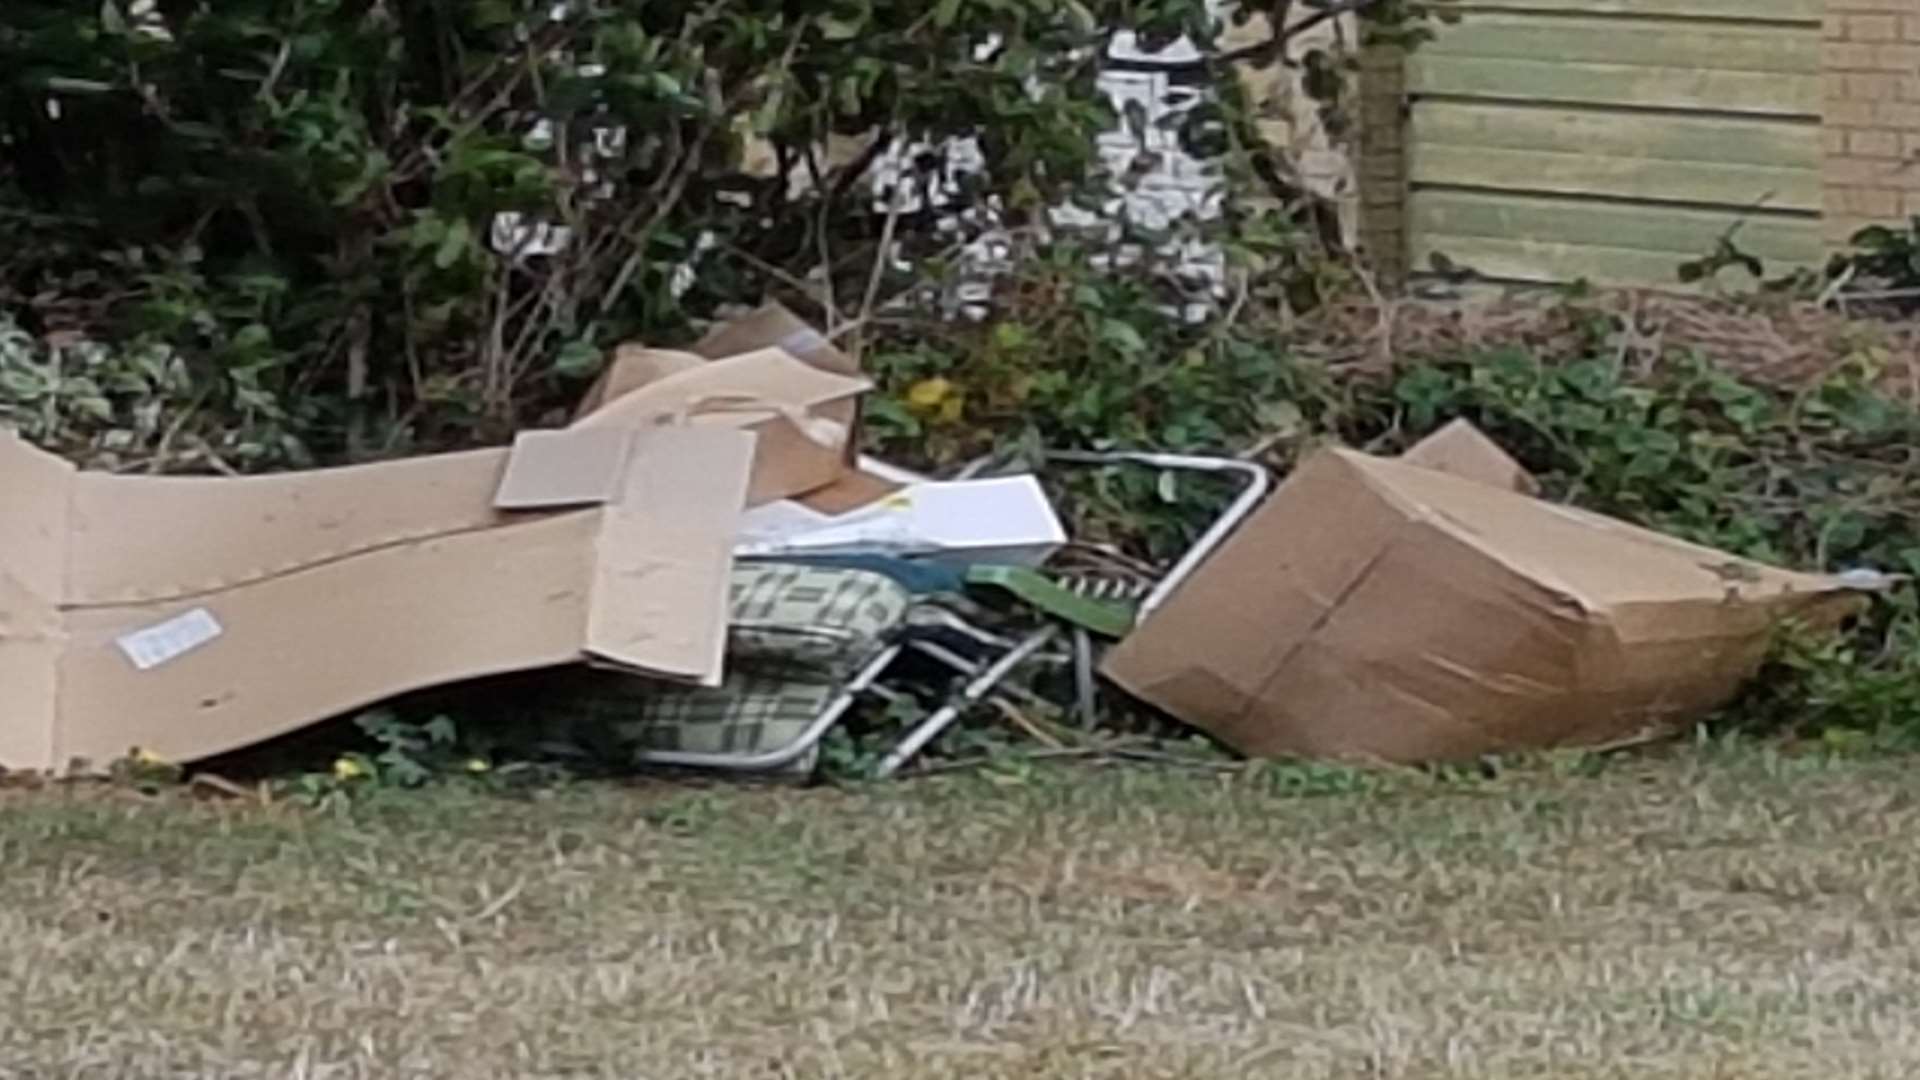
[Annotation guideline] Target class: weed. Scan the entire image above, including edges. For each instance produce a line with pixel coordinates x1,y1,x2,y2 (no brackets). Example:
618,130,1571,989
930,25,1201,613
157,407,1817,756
278,710,565,805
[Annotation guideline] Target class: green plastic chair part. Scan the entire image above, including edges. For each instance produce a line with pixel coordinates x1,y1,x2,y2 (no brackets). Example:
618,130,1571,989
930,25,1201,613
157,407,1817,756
962,564,1138,639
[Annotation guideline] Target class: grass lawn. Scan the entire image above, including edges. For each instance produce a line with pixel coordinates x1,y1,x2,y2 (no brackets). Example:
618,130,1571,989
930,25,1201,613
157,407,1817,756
3,744,1918,1078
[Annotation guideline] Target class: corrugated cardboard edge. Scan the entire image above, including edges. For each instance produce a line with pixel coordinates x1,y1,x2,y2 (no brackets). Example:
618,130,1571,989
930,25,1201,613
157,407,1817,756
0,430,73,770
584,427,754,686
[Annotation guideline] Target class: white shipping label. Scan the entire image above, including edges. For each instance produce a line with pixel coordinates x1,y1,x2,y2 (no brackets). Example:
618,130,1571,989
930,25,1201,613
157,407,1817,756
116,608,224,671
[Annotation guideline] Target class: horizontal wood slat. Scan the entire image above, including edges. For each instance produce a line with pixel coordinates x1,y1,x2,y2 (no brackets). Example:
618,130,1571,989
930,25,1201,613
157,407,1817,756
1412,103,1818,168
1411,103,1820,210
1450,0,1819,22
1420,14,1819,75
1409,55,1820,116
1413,147,1819,210
1411,190,1821,259
1409,191,1822,285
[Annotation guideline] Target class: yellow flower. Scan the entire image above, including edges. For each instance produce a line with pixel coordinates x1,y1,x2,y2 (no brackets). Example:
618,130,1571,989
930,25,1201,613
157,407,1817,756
465,758,491,774
906,377,954,409
332,757,367,781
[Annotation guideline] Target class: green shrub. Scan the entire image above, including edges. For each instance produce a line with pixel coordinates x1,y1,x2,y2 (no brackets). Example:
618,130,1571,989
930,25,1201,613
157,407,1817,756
0,312,310,469
865,264,1920,739
2,0,1455,463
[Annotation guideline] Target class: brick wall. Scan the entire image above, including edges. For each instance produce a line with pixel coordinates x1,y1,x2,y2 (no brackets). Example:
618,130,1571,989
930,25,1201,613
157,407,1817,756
1822,0,1920,246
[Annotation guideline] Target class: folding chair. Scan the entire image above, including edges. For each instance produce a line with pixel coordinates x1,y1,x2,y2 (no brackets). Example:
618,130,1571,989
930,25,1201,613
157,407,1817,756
873,451,1269,776
538,451,1268,777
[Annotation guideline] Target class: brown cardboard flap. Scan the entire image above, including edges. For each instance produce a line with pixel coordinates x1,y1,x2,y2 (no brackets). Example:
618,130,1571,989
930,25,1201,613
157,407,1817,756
574,348,706,418
575,346,867,505
572,304,869,503
1346,451,1835,603
581,347,870,419
494,428,635,510
585,427,754,685
694,302,859,376
1402,419,1541,495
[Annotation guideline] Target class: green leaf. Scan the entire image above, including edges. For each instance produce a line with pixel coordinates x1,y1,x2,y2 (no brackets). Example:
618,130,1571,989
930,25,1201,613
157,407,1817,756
1255,399,1303,437
818,15,861,40
435,218,472,270
1097,318,1146,356
554,339,603,378
1155,470,1179,503
835,75,862,116
424,716,458,746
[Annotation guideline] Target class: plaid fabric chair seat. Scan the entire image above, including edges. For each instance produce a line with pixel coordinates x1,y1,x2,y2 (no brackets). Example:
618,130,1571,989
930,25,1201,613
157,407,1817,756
615,674,838,758
536,563,913,773
723,562,911,679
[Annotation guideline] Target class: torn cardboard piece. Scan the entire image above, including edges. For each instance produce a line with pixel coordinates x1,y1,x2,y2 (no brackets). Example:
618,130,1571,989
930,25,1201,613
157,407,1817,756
574,304,873,505
692,303,861,378
577,345,867,505
494,427,639,510
1104,439,1865,764
573,303,862,418
1401,418,1540,496
0,424,753,773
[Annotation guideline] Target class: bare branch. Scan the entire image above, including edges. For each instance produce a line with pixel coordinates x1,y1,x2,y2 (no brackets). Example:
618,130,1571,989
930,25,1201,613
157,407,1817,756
1144,0,1389,71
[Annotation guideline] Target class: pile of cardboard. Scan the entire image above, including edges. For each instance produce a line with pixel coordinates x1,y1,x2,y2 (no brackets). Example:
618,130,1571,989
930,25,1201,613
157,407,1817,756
0,307,879,773
2,309,1875,774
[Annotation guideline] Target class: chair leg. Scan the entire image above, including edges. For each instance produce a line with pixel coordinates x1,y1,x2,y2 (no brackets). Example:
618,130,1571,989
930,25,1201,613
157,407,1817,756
875,626,1060,778
1073,627,1098,728
905,639,1057,713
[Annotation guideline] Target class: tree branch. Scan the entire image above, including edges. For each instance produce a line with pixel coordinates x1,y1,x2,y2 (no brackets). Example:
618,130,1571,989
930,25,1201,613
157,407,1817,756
1150,0,1388,71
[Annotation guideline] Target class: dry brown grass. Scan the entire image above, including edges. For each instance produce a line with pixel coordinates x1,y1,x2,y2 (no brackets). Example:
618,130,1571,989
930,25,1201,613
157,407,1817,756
4,745,1920,1078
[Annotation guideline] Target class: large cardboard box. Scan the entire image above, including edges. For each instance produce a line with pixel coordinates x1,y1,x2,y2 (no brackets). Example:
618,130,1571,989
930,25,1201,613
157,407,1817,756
0,425,753,773
1103,444,1864,763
